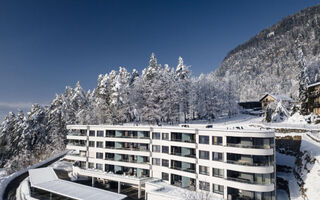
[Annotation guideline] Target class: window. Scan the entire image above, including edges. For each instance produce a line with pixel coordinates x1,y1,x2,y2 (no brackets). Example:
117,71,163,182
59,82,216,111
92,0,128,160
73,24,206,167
212,184,224,194
152,145,161,152
162,172,169,181
212,152,223,161
199,181,210,191
199,150,209,160
89,130,95,136
199,136,209,144
96,163,103,170
106,130,115,137
97,131,104,137
152,132,161,140
152,158,160,166
96,142,103,148
162,159,169,167
212,136,223,145
88,162,94,169
199,165,209,175
213,168,224,177
89,141,95,147
162,146,169,154
162,133,169,140
96,152,103,159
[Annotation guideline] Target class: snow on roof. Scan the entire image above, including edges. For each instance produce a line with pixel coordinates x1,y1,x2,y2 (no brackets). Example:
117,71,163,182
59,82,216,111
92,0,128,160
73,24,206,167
146,179,223,200
29,167,58,185
308,81,320,88
28,167,126,200
260,93,293,102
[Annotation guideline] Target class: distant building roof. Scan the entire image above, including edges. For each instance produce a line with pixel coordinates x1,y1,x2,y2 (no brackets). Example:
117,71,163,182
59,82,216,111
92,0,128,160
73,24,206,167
308,81,320,88
28,167,126,200
259,94,294,102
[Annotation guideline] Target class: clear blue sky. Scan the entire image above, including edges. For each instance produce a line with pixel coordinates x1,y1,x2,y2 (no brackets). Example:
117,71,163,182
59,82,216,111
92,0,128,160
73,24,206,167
0,0,319,112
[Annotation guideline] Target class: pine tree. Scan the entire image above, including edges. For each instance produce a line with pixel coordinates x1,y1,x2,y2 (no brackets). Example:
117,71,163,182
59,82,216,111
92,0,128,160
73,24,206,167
297,38,309,115
141,53,162,123
175,57,191,122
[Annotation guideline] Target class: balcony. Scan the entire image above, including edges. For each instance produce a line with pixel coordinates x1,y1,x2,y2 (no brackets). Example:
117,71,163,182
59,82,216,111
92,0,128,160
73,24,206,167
170,166,196,173
170,152,196,158
105,146,149,152
226,137,274,150
106,135,150,139
171,132,196,143
227,170,273,185
67,151,86,158
226,159,272,167
199,171,210,176
226,143,274,149
67,142,86,147
68,132,86,136
105,157,149,164
171,138,196,143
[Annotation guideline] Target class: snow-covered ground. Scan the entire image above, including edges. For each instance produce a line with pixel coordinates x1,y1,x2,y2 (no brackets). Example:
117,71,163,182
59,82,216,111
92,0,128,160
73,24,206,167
300,134,320,200
16,177,37,200
211,113,320,130
49,160,73,172
276,142,302,199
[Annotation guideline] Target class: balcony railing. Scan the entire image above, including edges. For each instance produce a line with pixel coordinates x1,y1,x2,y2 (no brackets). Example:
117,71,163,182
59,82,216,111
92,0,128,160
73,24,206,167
171,139,196,143
105,157,149,164
105,134,150,139
226,177,271,185
172,181,196,191
226,143,274,149
170,152,196,158
199,171,210,176
67,143,86,147
105,146,149,152
227,160,272,167
171,166,196,173
66,152,86,157
68,132,86,137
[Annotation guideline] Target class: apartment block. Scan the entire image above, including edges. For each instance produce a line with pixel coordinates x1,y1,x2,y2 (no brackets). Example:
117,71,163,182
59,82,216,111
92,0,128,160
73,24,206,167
65,124,276,200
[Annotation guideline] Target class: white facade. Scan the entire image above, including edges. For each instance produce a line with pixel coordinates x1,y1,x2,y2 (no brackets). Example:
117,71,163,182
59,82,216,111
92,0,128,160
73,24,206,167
65,124,276,200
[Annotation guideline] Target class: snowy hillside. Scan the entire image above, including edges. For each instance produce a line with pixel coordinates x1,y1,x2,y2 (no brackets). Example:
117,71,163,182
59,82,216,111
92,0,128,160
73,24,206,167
214,4,320,101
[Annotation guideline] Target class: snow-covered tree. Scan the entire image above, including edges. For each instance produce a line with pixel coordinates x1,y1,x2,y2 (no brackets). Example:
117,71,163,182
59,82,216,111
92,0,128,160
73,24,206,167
297,38,310,115
175,57,191,122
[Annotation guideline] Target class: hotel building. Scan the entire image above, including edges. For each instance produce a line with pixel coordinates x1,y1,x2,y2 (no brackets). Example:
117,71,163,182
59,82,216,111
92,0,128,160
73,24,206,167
65,124,276,200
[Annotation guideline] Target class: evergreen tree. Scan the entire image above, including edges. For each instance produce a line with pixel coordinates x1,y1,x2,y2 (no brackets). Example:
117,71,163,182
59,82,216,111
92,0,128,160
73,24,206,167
175,57,191,122
297,39,309,115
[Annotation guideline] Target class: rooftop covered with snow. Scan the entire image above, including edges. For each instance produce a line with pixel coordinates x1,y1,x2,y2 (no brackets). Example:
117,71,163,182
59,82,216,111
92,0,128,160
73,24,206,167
259,93,294,102
146,179,223,200
67,123,274,134
28,167,127,200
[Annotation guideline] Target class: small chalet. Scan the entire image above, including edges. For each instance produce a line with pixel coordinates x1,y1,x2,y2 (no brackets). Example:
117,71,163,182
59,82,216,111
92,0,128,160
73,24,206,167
308,81,320,115
259,93,294,110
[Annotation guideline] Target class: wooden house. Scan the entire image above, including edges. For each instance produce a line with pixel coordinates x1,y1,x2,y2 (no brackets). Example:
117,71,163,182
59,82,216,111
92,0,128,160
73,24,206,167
259,94,294,110
308,82,320,115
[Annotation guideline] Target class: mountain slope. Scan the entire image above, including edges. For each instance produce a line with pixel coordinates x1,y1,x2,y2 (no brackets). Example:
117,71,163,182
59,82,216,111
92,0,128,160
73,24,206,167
214,4,320,101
